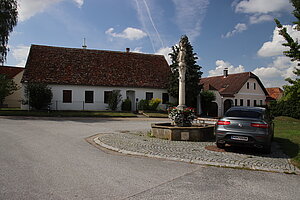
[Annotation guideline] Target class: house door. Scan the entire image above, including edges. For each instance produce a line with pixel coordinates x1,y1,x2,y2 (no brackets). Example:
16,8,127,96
224,99,233,114
126,90,135,111
208,102,218,117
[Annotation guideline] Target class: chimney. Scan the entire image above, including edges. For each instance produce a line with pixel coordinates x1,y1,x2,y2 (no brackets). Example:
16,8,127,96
126,48,130,53
224,68,228,78
82,38,87,49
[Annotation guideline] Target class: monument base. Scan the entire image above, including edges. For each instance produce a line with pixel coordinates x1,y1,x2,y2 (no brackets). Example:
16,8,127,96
151,123,215,142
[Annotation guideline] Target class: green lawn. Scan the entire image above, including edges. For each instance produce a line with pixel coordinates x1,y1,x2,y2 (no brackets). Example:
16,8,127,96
274,116,300,168
0,110,137,118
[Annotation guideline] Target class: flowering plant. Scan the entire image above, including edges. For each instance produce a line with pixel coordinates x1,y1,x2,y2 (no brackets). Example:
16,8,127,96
168,107,195,127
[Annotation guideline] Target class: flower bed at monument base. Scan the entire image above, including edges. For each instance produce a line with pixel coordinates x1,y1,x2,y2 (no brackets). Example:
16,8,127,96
151,123,215,142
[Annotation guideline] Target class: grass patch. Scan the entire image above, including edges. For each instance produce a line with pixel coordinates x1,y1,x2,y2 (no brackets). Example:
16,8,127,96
143,112,168,118
274,116,300,168
0,110,137,118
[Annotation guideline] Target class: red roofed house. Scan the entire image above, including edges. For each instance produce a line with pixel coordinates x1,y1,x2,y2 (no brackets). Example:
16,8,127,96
199,68,269,117
0,66,24,108
266,87,284,103
22,45,172,111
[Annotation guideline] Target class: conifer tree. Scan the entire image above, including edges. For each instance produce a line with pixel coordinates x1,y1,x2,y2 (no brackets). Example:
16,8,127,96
0,0,18,64
274,0,300,102
168,35,202,108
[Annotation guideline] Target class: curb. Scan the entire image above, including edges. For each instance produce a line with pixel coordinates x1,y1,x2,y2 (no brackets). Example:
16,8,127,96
93,137,300,175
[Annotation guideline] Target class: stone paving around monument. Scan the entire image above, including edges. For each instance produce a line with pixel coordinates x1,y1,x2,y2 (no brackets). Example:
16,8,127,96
94,132,299,174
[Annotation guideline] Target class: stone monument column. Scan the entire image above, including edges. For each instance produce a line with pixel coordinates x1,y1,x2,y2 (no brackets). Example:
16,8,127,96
177,36,187,110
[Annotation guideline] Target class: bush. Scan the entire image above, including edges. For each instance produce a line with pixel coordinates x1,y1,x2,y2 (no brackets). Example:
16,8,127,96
269,100,300,119
108,90,122,111
121,98,132,111
24,83,53,110
148,98,161,111
138,99,149,111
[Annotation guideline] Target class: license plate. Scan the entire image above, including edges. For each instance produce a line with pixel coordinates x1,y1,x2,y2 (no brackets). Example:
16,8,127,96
231,135,248,141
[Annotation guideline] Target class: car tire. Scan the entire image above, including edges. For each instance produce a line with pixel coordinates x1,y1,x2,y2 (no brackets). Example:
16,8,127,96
216,141,225,149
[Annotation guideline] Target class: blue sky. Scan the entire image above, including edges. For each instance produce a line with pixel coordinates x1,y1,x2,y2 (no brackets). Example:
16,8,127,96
6,0,299,88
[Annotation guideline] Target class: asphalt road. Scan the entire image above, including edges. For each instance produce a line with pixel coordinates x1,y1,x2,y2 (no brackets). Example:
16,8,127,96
0,116,299,200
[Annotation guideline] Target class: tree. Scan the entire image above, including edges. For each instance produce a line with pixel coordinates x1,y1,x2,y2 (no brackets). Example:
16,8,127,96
275,0,300,103
168,35,203,108
0,74,18,106
24,83,53,110
0,0,18,64
108,90,122,111
200,90,216,116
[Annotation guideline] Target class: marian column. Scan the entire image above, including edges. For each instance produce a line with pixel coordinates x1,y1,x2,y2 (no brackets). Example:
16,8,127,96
177,36,187,110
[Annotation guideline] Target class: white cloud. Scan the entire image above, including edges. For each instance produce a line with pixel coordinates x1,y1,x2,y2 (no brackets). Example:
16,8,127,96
105,27,147,40
252,56,298,87
172,0,209,41
12,45,30,67
257,25,300,57
73,0,84,8
222,23,247,38
18,0,84,22
155,47,172,64
208,60,245,77
249,14,273,24
235,0,292,14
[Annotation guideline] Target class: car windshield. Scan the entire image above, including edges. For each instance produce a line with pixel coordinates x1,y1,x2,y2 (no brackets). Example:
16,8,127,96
225,110,262,119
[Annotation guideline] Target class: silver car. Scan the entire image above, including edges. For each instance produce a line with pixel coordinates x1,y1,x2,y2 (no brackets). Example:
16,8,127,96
215,107,274,154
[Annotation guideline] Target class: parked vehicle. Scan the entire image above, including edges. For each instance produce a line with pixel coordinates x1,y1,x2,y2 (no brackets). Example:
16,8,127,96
215,107,274,154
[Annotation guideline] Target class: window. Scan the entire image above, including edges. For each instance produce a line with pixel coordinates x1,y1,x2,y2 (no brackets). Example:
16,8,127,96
260,100,263,106
254,83,256,90
247,82,250,89
247,99,250,107
240,99,244,106
104,91,112,104
235,99,237,106
162,93,169,104
63,90,72,103
85,91,94,103
254,100,257,107
146,92,153,101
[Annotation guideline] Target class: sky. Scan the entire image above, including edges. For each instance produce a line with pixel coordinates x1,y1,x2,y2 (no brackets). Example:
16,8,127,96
5,0,299,88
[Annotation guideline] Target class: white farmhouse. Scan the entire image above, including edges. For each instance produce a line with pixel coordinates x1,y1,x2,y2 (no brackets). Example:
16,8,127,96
21,45,172,111
200,68,269,117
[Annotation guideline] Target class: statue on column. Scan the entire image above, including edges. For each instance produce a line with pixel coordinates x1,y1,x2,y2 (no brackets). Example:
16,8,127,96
177,36,187,82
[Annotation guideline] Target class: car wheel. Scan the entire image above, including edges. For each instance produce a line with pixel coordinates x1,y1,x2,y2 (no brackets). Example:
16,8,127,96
216,141,225,149
262,144,271,154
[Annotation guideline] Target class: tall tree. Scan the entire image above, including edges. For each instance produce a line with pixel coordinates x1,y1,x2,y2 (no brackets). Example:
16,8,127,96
168,35,203,108
0,74,18,106
274,0,300,102
0,0,18,65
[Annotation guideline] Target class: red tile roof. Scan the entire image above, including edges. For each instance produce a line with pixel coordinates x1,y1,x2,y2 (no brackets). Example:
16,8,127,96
200,72,268,97
266,87,283,100
0,66,24,79
22,45,170,89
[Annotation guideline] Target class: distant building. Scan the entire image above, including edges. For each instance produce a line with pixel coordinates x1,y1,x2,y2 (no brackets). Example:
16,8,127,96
266,87,284,103
0,66,24,108
22,45,172,111
200,68,268,117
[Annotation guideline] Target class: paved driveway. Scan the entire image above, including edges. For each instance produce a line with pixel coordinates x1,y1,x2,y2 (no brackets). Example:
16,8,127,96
0,116,299,200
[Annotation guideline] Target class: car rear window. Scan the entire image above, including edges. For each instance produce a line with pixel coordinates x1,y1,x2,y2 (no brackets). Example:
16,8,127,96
225,110,262,119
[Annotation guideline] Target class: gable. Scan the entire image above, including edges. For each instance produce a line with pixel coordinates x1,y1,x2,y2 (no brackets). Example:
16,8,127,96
200,72,268,96
22,45,171,89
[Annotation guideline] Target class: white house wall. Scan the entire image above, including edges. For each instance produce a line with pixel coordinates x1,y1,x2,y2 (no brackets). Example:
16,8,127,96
4,71,24,108
43,84,169,111
234,78,266,107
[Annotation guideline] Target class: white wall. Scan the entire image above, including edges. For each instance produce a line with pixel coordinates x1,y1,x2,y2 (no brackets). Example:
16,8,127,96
234,78,266,107
4,71,24,108
40,84,169,111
